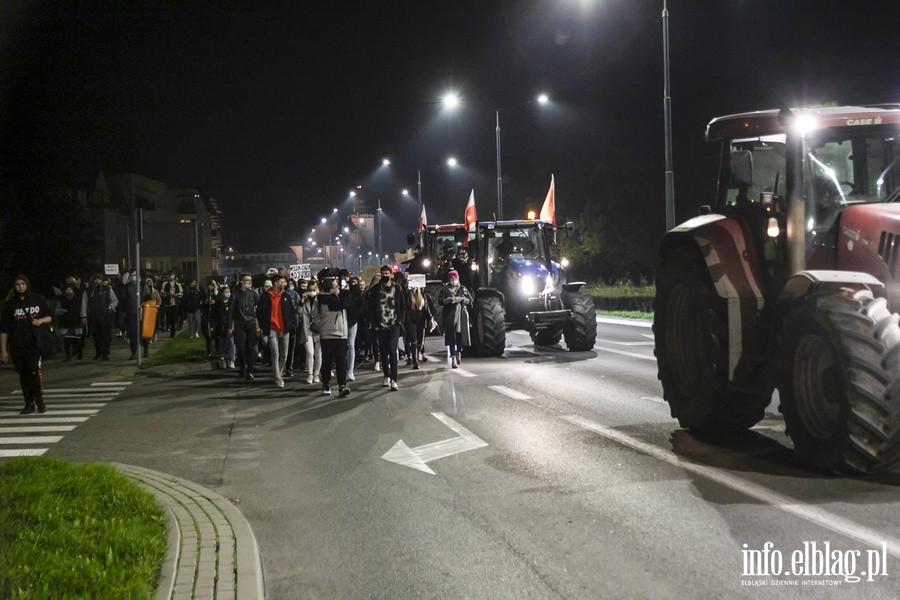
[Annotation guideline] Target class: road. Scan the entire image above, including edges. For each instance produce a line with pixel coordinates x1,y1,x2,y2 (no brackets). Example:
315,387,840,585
3,318,900,598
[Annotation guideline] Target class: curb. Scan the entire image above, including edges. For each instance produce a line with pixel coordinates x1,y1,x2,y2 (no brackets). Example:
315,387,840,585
113,463,265,600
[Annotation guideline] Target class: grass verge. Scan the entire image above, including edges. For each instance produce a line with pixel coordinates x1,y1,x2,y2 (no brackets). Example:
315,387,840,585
141,329,209,368
0,456,167,599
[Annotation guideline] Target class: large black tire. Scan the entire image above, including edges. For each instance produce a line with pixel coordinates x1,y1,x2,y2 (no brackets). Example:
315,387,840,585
562,292,597,351
471,296,506,357
653,245,770,431
777,290,900,474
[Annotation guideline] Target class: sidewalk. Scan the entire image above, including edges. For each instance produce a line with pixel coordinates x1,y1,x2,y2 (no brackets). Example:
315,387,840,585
0,330,265,599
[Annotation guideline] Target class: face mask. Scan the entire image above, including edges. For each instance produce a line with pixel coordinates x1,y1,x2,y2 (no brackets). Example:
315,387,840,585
450,278,459,286
169,277,175,282
288,285,295,290
224,292,231,299
380,276,390,284
308,291,317,297
243,283,252,290
65,292,74,299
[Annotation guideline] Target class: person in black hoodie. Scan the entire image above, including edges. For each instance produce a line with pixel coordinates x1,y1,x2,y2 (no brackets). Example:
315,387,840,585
0,275,52,414
58,281,85,361
82,273,118,361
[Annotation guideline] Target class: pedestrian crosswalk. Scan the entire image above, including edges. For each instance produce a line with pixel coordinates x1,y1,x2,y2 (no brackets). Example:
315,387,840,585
0,382,131,458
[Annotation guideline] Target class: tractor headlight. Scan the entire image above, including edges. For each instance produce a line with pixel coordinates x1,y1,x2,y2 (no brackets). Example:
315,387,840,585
520,276,537,296
560,257,570,268
422,258,431,267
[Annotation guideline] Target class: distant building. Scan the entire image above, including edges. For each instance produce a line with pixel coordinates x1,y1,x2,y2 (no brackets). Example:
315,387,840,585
75,171,223,280
220,244,301,280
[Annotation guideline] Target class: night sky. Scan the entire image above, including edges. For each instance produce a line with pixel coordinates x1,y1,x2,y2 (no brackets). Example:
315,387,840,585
3,0,899,253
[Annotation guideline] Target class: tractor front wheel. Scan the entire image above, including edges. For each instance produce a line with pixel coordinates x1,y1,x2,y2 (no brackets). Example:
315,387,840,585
562,292,597,351
471,296,506,357
654,245,769,432
777,290,900,474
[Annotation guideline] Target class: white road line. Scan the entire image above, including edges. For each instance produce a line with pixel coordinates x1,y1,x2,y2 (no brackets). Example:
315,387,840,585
7,388,117,394
488,385,532,400
0,437,63,444
0,403,108,409
641,333,654,340
453,368,478,378
595,346,656,361
596,316,653,328
0,426,76,433
8,410,98,416
605,341,656,347
0,417,91,424
561,414,900,559
91,382,132,386
0,449,47,457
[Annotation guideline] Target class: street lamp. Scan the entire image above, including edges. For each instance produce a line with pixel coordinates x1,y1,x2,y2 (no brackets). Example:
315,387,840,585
662,0,675,231
179,218,201,282
443,92,549,220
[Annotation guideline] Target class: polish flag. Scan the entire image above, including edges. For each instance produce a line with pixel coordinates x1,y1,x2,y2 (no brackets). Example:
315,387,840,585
464,189,477,231
418,204,428,231
540,175,556,226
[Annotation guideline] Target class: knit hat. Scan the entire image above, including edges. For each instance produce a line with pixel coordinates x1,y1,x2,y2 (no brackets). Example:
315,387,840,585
447,270,459,279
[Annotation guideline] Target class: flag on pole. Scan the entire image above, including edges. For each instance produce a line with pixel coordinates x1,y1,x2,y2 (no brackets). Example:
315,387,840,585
540,174,556,226
464,189,477,231
418,204,427,231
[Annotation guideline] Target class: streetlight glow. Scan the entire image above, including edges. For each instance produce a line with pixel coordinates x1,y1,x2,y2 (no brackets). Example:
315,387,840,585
382,158,391,166
442,92,460,108
320,217,327,224
537,93,549,104
447,157,458,167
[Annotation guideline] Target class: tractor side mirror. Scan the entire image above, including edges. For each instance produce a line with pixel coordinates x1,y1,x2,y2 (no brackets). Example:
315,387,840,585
729,150,753,188
565,221,576,239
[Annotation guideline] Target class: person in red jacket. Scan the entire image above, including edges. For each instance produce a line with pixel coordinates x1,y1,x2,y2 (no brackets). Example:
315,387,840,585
255,274,297,388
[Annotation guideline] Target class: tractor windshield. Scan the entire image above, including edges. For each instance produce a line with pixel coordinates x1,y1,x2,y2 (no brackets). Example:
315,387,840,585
487,226,545,266
723,127,900,232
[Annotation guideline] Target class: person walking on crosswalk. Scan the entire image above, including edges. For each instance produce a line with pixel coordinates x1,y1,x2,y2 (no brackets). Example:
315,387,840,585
0,274,53,414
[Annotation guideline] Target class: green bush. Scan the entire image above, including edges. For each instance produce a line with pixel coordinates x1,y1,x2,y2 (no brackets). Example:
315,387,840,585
141,328,209,368
0,457,167,599
584,280,655,314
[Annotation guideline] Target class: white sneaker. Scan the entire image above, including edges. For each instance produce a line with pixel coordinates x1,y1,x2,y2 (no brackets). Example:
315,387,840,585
346,373,356,381
390,380,399,391
276,379,285,388
306,373,314,384
383,377,391,387
374,361,381,372
313,374,320,384
227,361,235,369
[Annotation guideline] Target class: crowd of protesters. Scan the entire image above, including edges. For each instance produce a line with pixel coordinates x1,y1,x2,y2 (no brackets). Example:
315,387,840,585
1,264,460,413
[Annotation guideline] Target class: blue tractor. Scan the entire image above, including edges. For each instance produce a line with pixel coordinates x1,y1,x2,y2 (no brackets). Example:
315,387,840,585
407,218,597,355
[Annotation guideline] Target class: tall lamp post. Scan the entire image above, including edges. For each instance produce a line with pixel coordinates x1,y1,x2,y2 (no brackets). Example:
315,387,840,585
180,218,201,282
663,0,675,231
444,92,548,220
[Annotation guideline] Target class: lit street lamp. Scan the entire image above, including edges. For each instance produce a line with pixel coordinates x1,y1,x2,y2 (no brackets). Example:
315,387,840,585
443,92,549,220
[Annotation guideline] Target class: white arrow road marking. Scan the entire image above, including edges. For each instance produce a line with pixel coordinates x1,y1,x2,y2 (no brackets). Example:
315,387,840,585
382,412,488,475
488,386,532,400
595,346,656,361
562,415,900,559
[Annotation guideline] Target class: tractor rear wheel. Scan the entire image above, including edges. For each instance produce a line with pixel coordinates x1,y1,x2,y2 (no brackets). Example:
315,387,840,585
562,292,597,351
654,245,769,431
471,296,506,357
777,290,900,474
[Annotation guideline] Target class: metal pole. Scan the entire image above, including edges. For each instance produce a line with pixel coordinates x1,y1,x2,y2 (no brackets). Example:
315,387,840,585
495,109,503,220
663,0,676,231
134,210,142,367
377,198,383,257
417,169,422,226
357,210,362,272
194,219,201,283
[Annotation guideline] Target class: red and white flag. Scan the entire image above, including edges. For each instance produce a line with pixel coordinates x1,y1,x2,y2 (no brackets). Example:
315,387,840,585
418,204,428,231
540,174,556,226
464,189,477,231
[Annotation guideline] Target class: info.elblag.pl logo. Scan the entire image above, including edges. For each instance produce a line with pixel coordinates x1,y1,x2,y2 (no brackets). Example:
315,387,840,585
741,542,890,586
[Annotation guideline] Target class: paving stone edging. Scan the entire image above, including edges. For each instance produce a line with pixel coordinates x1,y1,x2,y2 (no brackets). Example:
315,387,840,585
112,463,265,600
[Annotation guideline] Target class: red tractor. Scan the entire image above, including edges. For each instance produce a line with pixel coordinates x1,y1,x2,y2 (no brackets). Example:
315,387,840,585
654,105,900,474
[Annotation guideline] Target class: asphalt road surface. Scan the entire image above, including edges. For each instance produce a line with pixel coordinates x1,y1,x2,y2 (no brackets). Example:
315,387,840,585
4,318,900,599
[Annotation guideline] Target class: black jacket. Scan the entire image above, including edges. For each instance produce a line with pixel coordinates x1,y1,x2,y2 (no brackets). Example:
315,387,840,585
228,286,259,327
0,291,51,349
